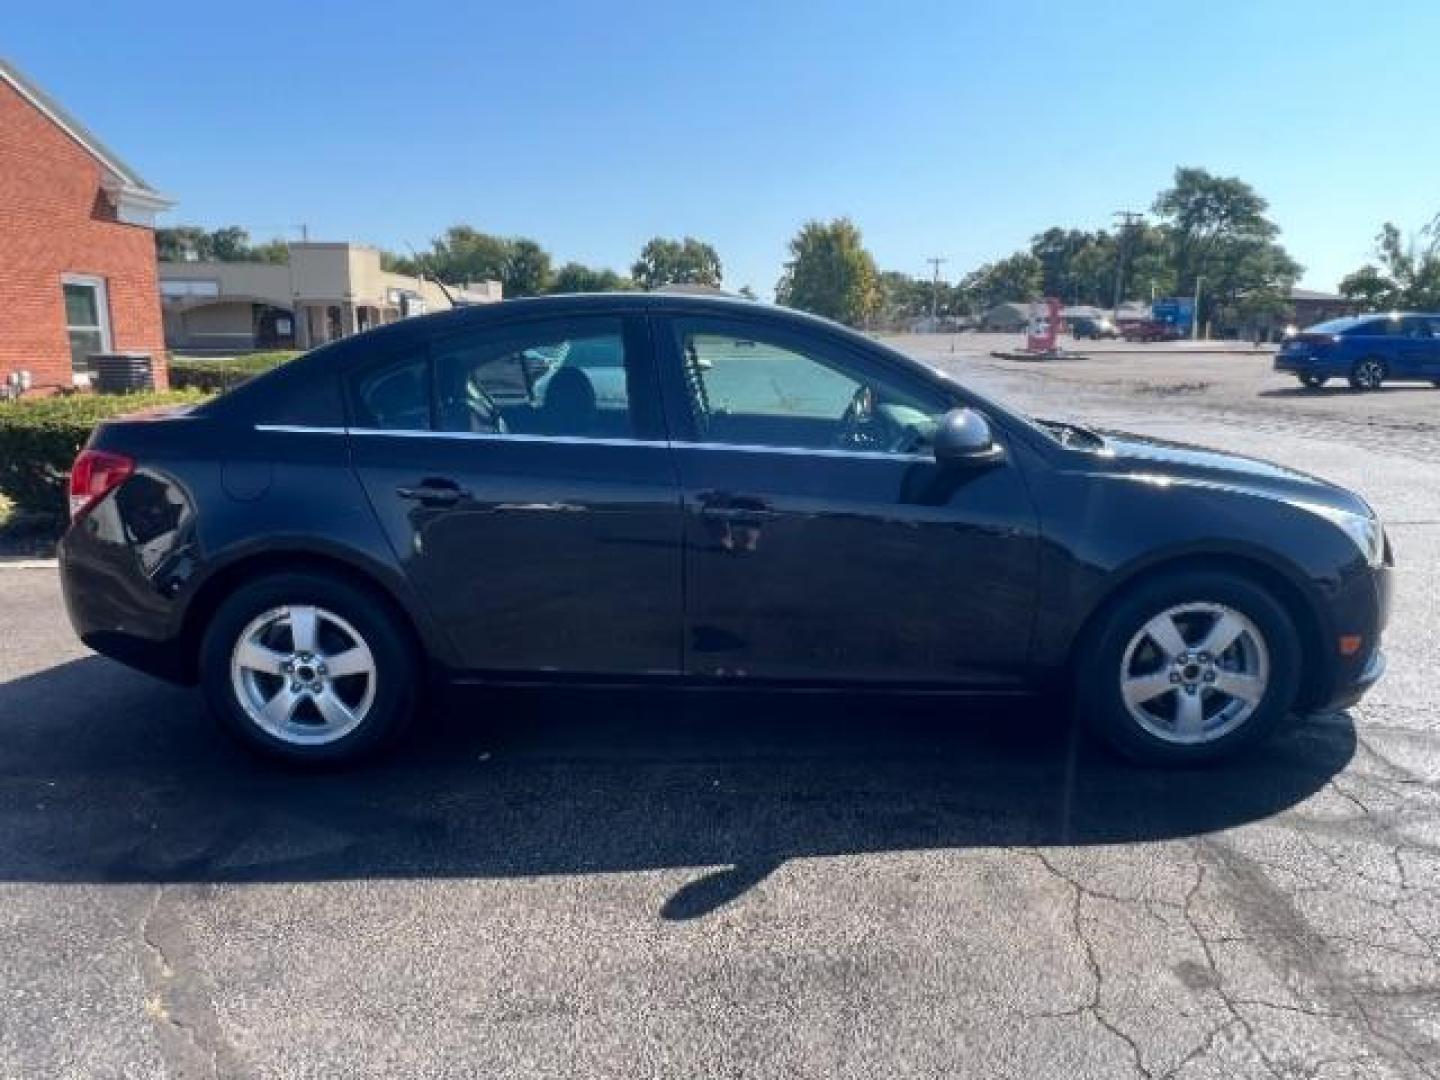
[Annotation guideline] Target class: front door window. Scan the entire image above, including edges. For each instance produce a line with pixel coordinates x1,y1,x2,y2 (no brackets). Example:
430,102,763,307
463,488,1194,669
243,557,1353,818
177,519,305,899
674,323,947,456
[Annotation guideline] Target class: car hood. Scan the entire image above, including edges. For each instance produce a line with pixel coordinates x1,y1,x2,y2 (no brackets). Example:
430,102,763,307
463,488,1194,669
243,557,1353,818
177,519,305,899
1085,428,1373,517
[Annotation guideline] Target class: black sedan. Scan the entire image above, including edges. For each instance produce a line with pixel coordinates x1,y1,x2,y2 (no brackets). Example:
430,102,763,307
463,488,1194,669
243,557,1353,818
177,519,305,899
59,293,1391,765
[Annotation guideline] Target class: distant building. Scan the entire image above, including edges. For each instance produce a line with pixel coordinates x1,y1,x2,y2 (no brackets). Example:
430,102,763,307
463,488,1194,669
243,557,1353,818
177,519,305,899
158,243,502,352
0,57,174,390
1221,286,1360,342
1288,287,1358,327
979,302,1036,331
1114,302,1153,323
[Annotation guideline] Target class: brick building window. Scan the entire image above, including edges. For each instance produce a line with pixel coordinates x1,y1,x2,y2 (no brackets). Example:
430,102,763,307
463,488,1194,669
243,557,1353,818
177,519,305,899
62,274,112,373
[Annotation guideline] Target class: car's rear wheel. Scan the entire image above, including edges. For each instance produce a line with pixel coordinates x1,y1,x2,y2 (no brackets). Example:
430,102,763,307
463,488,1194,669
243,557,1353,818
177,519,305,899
1075,571,1301,765
1298,374,1327,389
200,571,419,764
1349,357,1386,391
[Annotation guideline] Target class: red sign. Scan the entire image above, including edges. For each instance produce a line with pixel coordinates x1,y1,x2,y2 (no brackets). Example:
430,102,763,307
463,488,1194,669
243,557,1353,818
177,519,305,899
1026,297,1063,353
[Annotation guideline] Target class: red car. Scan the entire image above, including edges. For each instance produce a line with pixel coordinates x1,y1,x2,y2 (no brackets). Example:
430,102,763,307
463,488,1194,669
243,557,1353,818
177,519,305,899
1121,319,1184,343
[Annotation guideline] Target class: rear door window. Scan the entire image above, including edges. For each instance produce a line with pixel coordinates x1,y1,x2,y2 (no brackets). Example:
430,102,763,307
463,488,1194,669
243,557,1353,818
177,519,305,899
431,317,663,440
351,352,432,431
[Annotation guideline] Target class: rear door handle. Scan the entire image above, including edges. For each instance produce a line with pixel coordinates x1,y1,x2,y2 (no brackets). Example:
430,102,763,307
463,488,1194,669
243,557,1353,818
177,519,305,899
396,478,468,506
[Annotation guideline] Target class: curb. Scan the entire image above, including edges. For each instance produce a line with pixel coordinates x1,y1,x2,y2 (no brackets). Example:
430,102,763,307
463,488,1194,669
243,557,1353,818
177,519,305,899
0,558,58,570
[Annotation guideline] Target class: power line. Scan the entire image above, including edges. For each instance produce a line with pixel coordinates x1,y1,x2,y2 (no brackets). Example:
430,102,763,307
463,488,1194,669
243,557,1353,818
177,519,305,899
926,256,947,321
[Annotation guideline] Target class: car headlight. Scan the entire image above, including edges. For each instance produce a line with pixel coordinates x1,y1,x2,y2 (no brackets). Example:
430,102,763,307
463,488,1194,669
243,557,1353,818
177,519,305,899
1302,503,1385,567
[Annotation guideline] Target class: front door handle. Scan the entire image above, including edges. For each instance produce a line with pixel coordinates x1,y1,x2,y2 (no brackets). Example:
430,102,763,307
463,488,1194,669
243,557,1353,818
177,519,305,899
396,478,468,506
701,506,778,522
698,492,777,523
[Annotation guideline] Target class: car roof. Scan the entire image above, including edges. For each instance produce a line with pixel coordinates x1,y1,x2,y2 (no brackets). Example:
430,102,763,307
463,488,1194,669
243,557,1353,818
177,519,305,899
293,292,876,369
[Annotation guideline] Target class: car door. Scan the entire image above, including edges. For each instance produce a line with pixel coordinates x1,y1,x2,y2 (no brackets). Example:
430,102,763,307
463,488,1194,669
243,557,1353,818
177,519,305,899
347,313,683,676
1397,316,1438,380
653,312,1040,686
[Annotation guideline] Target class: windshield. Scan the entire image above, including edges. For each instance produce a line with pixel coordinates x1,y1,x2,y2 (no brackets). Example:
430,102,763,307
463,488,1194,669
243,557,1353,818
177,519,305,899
1306,317,1365,334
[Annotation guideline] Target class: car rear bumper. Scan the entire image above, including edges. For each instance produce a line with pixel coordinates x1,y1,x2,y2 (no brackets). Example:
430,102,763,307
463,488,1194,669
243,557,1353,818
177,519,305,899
59,510,194,685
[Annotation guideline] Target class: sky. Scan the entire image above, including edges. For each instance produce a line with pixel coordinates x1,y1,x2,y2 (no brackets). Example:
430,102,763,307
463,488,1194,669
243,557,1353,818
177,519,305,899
8,1,1440,297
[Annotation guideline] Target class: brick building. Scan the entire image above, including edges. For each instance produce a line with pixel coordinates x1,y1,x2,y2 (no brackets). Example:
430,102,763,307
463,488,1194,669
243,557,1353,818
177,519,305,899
0,58,174,392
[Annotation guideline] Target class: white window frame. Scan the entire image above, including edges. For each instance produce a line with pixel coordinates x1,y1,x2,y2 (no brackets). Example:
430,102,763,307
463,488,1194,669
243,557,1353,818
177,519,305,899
61,273,113,372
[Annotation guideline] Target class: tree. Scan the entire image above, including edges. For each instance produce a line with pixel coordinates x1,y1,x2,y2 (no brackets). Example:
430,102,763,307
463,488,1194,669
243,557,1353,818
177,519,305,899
549,262,632,293
631,237,722,289
155,225,289,264
1339,218,1440,311
959,252,1043,311
503,238,553,297
425,225,511,285
380,250,421,276
247,239,290,265
1338,264,1397,310
1152,167,1300,325
1030,228,1116,304
208,226,253,262
155,226,211,261
774,217,882,326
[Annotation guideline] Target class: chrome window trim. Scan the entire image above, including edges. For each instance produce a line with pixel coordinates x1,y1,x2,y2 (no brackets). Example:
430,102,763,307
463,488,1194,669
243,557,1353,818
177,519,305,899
673,440,931,463
255,424,349,435
254,424,932,462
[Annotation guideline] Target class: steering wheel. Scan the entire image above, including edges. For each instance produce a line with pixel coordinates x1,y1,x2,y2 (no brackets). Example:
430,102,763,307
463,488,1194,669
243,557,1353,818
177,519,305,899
835,386,888,451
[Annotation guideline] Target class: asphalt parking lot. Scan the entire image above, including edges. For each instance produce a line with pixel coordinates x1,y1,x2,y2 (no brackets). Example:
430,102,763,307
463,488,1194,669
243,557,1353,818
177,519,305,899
3,339,1440,1078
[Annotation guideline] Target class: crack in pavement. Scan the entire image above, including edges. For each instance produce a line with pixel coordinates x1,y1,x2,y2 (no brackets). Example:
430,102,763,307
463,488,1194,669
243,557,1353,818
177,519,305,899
140,885,241,1080
1027,849,1158,1079
1201,839,1440,1078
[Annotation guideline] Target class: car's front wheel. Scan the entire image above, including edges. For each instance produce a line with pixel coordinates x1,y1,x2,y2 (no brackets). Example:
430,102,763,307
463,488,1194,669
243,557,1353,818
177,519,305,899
1298,374,1327,389
1076,572,1301,765
1349,357,1387,391
200,571,419,764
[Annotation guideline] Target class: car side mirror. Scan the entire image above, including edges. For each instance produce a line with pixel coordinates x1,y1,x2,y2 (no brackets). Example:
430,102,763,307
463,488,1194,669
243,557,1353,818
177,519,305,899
932,408,1003,466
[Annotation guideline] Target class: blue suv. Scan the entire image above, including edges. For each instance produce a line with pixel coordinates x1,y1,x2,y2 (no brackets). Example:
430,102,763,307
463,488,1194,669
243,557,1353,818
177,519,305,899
1275,313,1440,390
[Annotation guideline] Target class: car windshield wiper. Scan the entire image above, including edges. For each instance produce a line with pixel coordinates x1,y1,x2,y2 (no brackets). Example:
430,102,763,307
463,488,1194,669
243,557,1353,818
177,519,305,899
1035,418,1106,450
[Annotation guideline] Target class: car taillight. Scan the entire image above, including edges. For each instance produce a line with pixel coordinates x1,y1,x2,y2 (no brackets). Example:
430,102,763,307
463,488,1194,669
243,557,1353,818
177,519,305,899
69,449,134,520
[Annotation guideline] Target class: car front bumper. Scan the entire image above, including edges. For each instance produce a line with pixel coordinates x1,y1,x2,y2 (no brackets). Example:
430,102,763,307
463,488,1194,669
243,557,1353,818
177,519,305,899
1306,561,1392,713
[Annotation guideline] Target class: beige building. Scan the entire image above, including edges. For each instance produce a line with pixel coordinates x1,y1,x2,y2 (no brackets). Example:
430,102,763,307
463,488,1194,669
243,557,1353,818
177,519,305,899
159,242,501,352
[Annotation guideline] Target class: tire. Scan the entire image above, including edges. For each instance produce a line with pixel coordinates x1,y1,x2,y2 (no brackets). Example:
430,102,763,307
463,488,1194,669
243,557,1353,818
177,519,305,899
1348,356,1386,391
1298,374,1327,389
1074,571,1302,766
199,571,420,764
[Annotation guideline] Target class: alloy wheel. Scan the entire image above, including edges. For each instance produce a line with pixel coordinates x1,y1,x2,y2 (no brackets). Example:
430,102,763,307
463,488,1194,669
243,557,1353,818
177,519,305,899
1354,359,1385,390
230,604,377,746
1118,602,1270,746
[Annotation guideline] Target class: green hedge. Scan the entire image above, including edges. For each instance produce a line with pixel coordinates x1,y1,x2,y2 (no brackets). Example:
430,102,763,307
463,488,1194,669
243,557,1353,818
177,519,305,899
0,391,208,518
169,350,299,392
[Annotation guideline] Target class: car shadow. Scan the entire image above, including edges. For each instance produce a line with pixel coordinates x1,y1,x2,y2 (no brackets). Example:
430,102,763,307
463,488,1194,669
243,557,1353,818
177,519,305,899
0,657,1356,919
1259,385,1436,399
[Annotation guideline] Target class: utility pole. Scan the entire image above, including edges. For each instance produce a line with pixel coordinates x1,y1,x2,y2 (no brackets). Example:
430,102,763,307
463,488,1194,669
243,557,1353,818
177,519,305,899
926,256,947,323
1193,276,1204,341
1112,210,1144,314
